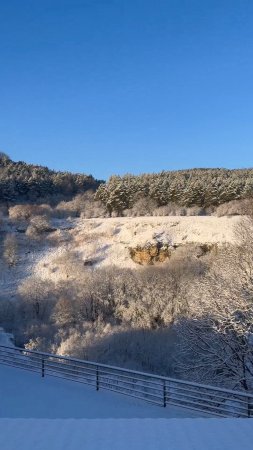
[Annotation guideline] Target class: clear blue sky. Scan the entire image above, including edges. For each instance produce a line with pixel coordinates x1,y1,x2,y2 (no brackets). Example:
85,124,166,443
0,0,253,180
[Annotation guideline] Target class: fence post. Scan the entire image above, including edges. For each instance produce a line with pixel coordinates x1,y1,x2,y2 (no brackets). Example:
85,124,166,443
163,380,166,407
96,366,99,391
42,358,45,378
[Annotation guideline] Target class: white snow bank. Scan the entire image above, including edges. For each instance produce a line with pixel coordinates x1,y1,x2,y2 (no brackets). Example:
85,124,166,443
0,418,252,450
0,365,204,419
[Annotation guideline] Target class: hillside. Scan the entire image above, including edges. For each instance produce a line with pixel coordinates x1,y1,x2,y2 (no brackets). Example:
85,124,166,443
0,159,253,391
1,201,252,391
2,154,253,216
0,154,102,203
35,215,240,278
0,215,241,292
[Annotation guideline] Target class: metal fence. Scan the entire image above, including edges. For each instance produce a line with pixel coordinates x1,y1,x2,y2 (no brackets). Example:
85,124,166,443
0,344,252,418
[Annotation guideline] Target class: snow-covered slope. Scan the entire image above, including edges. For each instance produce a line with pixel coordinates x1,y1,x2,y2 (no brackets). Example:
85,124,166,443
0,352,251,450
0,215,242,291
0,418,252,450
0,364,252,449
0,365,203,419
34,215,241,280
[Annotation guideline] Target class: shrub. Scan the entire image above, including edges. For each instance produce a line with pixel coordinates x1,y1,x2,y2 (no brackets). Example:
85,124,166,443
9,204,52,221
153,203,187,216
54,191,106,219
26,215,53,237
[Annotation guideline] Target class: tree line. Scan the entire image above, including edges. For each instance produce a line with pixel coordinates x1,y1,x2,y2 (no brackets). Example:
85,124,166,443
0,153,102,203
95,169,253,215
2,153,253,215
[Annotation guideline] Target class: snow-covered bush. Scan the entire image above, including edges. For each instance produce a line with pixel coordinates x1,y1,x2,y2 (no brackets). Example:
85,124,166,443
9,204,52,221
26,215,53,237
216,199,253,217
54,191,106,219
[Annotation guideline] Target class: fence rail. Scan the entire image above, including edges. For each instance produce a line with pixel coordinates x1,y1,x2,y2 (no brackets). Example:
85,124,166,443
0,344,252,418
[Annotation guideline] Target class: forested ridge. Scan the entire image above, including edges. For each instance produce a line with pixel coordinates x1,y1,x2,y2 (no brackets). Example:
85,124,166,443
0,153,102,203
2,152,253,212
96,168,253,214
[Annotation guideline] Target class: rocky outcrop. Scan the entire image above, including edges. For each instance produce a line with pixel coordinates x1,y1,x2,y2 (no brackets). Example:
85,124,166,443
129,241,217,265
129,242,171,265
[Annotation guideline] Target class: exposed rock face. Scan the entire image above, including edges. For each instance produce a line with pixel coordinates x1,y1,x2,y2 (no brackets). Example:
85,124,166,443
129,241,216,265
129,242,171,265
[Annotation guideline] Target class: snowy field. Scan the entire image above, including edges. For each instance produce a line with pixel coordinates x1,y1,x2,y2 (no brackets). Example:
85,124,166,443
0,365,252,449
0,365,202,419
0,418,252,450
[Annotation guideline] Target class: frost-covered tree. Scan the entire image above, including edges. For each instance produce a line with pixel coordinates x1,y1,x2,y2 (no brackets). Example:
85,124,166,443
18,277,56,324
0,152,11,165
0,156,101,203
176,217,253,391
96,169,253,215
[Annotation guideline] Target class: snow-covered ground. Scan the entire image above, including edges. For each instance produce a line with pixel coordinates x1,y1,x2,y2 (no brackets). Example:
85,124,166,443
0,362,252,449
0,418,252,450
0,365,203,419
0,215,242,290
34,215,241,282
71,216,241,269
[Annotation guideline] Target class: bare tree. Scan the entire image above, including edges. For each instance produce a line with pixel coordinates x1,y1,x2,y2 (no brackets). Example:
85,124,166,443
176,217,253,391
18,277,56,323
53,297,77,327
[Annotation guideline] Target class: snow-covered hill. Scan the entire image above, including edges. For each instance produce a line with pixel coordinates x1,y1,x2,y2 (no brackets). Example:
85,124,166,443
72,215,240,266
36,215,241,280
0,215,242,293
